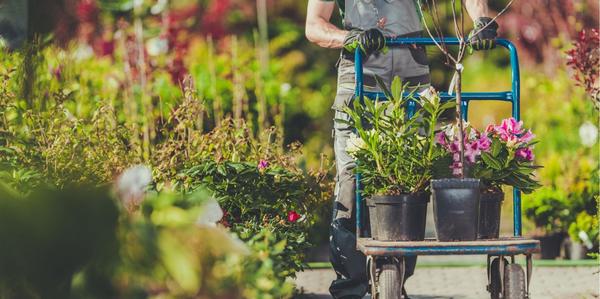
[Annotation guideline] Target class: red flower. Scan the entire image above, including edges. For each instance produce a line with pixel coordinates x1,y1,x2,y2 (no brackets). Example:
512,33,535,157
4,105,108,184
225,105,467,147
76,0,99,23
287,211,301,223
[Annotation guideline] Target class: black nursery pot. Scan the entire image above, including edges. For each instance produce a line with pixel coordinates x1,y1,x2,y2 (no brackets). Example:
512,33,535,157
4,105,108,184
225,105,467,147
431,178,480,241
536,232,566,259
372,193,429,241
366,197,379,239
478,191,504,239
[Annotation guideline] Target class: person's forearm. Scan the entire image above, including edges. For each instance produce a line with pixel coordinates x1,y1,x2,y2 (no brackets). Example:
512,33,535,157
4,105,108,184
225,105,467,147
305,19,348,48
465,0,491,20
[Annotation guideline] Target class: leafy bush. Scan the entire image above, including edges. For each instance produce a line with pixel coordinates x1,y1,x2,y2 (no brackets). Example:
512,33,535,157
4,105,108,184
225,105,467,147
568,211,599,248
343,79,453,196
178,160,324,277
523,187,571,234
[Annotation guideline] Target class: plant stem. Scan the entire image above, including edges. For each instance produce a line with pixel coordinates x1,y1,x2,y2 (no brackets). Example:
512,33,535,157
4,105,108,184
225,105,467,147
456,69,465,178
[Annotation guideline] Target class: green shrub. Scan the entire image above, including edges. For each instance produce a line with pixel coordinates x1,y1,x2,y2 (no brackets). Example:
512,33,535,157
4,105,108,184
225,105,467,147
179,160,323,278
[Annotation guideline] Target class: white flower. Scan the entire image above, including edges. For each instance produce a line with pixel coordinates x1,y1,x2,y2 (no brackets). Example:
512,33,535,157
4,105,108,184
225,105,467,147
74,44,94,61
346,133,366,155
443,122,472,141
443,124,456,140
116,165,153,211
196,198,224,227
146,37,169,57
468,127,478,140
578,230,594,249
280,83,291,96
579,121,598,148
419,86,438,103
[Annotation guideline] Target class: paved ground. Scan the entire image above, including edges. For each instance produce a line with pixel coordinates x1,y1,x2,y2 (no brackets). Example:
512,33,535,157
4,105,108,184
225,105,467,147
294,264,599,299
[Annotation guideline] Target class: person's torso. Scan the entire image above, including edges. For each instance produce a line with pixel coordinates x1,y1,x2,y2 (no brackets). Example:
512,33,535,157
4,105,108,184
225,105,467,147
342,0,422,37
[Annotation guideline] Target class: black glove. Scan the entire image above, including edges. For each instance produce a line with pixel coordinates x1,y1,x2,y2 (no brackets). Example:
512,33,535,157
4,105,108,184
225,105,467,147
343,28,386,59
468,17,498,51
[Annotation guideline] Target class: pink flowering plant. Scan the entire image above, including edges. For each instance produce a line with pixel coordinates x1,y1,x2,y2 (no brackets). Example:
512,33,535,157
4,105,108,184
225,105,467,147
435,117,541,193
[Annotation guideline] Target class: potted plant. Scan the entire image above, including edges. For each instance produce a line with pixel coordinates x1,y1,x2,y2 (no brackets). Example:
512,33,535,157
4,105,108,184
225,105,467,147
430,120,481,241
435,118,541,239
566,211,598,259
522,187,570,259
343,78,452,241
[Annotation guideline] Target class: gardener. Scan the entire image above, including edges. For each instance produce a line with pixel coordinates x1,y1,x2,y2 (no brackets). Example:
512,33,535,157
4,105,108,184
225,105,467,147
305,1,499,298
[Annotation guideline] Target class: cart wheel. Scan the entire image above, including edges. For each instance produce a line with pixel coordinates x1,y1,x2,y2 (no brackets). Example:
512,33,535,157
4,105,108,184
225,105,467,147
378,262,402,299
503,264,527,299
488,257,508,299
489,258,527,299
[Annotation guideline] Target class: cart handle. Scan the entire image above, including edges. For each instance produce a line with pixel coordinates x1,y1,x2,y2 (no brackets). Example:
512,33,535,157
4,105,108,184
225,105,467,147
353,37,524,238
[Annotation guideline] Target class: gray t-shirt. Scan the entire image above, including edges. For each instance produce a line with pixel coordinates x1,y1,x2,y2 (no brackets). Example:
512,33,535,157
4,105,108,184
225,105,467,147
321,0,422,36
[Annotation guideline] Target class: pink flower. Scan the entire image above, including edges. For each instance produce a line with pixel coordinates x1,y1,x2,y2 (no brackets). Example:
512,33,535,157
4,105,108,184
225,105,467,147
465,141,481,163
449,141,460,153
494,117,524,140
287,211,301,222
485,124,495,133
515,147,534,161
478,134,492,152
503,117,524,134
258,159,269,170
451,161,463,176
453,152,460,162
519,130,535,144
435,131,447,147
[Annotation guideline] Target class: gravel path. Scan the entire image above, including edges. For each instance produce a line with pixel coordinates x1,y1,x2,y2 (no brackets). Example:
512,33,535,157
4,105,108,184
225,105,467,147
295,265,599,299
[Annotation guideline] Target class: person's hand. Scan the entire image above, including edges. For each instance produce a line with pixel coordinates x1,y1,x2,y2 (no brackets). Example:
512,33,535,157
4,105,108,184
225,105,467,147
343,28,386,59
468,17,498,51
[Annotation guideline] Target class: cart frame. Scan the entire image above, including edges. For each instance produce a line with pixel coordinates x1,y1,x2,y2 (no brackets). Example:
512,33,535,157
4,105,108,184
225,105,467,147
352,37,541,298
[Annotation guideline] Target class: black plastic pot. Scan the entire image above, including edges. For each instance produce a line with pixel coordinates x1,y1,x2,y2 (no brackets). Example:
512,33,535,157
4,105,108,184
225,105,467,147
431,178,480,241
478,191,504,239
535,232,565,259
372,193,429,241
366,197,378,239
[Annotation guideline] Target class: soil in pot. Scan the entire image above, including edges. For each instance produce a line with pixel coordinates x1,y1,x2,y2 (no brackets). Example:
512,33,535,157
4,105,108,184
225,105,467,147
372,193,429,241
478,190,504,239
431,178,480,241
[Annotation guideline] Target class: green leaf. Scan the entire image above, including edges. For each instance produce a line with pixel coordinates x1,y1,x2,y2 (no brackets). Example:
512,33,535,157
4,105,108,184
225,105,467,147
374,75,393,99
491,138,502,156
481,152,502,170
391,77,403,101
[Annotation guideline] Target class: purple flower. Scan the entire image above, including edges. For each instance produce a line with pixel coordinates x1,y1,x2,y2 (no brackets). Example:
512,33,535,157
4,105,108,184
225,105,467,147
478,134,492,152
515,147,534,161
258,159,269,170
435,131,447,147
465,141,481,163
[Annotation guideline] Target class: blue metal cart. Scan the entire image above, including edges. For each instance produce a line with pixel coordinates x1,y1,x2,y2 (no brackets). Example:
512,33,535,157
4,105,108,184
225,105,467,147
353,38,541,299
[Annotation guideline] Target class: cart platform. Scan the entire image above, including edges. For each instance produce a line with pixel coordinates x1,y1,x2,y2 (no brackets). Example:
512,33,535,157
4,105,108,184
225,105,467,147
358,237,540,256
